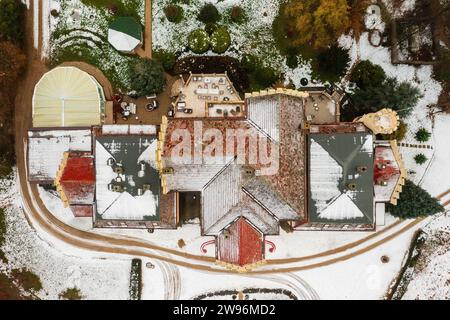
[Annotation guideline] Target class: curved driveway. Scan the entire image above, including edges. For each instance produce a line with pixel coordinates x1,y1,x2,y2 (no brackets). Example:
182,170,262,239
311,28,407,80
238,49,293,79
13,0,425,276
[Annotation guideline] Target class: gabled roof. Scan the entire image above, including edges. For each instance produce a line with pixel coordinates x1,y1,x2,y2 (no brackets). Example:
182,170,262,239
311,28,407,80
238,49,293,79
217,217,264,267
374,140,406,205
28,129,92,183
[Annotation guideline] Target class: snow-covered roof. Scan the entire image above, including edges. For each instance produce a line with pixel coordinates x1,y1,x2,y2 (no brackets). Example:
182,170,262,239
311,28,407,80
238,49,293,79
246,95,280,142
308,132,374,224
243,178,298,220
28,129,92,183
95,135,160,221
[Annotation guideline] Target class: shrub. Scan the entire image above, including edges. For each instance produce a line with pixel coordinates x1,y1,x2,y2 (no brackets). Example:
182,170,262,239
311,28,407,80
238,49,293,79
173,55,250,92
0,0,26,45
198,3,220,24
210,27,231,54
414,153,428,165
188,29,210,53
204,22,218,35
387,180,444,218
229,6,247,24
315,44,350,83
240,54,259,73
164,4,183,23
129,58,166,96
351,60,386,89
0,208,5,247
254,65,280,89
11,269,42,292
286,52,299,69
153,49,176,72
381,120,407,141
415,128,431,142
129,259,142,300
50,9,59,17
59,287,82,300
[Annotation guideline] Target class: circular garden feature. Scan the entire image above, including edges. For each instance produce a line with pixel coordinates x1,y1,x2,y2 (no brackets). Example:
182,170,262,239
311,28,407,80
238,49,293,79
188,28,210,53
210,27,231,54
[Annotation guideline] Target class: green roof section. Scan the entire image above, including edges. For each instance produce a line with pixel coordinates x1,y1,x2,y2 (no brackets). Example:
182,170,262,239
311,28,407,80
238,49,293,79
308,132,374,225
109,17,142,40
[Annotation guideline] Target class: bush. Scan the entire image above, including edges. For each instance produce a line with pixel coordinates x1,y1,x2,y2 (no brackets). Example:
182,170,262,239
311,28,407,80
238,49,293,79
0,0,26,45
173,55,250,92
240,54,259,73
188,29,210,54
351,60,386,89
0,208,5,247
204,22,218,35
129,58,166,96
11,269,42,292
415,128,431,142
129,259,142,300
164,4,183,23
210,27,231,54
387,180,444,218
253,65,280,89
314,45,350,83
198,3,220,24
286,51,299,69
414,153,428,165
153,49,176,72
59,287,82,300
229,6,247,24
380,120,407,141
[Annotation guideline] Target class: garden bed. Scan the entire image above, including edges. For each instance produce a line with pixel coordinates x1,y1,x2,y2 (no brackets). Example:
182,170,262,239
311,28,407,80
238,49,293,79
48,0,145,91
152,0,320,88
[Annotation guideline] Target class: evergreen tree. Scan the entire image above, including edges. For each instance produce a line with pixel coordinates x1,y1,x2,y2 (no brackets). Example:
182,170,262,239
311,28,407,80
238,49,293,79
387,180,444,218
414,153,427,165
129,59,166,96
0,0,26,45
351,60,386,89
349,77,421,118
415,128,431,142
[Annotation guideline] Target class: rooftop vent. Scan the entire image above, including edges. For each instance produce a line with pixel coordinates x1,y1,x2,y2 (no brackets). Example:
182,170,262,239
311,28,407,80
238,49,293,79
357,166,368,173
107,157,115,166
347,182,357,191
162,167,174,174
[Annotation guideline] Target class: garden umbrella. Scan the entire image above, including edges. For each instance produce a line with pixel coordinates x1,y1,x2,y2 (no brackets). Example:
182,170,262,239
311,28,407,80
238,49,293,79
108,17,142,53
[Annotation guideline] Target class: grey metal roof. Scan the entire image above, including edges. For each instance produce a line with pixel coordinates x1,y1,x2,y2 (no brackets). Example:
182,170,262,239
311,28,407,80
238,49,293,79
308,133,374,224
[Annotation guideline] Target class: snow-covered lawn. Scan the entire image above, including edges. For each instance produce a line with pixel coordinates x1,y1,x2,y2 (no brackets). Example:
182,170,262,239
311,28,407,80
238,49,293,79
1,173,131,300
47,0,145,90
153,0,319,88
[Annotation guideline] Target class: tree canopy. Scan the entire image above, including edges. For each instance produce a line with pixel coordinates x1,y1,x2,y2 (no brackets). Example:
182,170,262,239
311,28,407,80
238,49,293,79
387,180,444,218
0,0,26,45
0,41,26,88
129,59,166,96
284,0,351,49
347,77,421,120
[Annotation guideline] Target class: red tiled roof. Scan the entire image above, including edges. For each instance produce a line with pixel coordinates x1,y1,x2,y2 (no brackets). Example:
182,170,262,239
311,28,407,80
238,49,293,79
60,156,95,183
217,217,263,266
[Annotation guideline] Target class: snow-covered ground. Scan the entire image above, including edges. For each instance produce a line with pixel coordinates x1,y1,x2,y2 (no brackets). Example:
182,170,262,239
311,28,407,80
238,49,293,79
401,213,450,300
1,172,131,300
